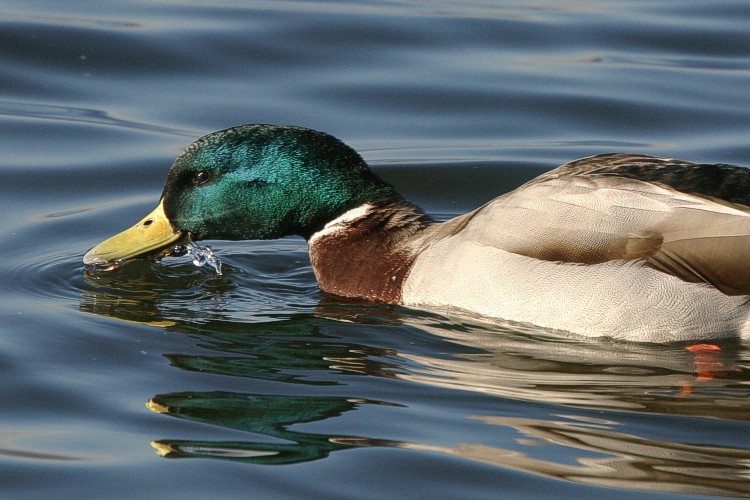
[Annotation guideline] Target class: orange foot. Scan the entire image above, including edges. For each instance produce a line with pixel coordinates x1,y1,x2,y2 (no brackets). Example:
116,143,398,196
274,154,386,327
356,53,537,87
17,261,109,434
678,344,740,396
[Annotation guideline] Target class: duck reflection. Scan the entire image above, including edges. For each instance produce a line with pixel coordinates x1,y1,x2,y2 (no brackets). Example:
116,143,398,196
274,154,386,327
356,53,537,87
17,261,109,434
80,261,234,326
147,392,395,465
349,414,750,497
396,317,748,420
146,390,750,496
162,315,401,385
80,260,750,496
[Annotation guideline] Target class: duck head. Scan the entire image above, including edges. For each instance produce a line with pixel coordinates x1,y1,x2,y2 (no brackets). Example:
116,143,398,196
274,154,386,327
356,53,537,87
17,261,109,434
83,124,396,269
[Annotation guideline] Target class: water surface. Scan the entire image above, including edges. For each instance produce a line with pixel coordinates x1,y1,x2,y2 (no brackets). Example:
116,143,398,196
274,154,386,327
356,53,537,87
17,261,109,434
2,1,750,498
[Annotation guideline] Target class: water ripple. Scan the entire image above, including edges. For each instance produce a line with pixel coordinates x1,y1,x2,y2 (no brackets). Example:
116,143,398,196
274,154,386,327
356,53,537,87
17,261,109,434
0,99,194,137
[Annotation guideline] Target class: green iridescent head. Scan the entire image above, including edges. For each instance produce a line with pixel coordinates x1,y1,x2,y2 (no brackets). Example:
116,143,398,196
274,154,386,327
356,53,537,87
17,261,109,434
163,124,396,240
83,124,397,268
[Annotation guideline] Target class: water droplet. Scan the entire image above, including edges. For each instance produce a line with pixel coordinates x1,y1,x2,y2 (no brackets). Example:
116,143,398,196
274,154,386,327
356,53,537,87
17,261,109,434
183,242,222,275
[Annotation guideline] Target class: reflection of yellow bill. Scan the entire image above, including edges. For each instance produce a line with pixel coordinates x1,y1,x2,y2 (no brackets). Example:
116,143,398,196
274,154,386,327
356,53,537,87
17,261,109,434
149,441,175,458
145,399,169,414
83,200,183,269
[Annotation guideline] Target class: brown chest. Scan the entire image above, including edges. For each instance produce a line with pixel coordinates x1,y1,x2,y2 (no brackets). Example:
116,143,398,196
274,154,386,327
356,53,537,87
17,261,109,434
308,230,415,303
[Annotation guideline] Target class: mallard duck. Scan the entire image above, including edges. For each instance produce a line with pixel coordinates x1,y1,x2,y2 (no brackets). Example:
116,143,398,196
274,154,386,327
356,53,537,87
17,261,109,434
84,124,750,342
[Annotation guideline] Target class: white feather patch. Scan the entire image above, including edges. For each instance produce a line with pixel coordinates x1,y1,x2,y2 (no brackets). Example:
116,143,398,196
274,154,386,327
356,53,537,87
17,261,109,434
309,203,373,244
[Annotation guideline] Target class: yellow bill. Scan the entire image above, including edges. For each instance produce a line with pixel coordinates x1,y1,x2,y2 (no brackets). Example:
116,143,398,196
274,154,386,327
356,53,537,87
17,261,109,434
83,200,184,269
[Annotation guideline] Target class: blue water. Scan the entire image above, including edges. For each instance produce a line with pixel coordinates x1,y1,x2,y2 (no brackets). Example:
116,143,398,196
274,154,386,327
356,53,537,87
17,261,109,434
2,1,750,498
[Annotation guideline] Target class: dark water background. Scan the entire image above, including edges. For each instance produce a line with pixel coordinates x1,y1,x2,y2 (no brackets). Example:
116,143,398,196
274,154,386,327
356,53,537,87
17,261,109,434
2,1,750,498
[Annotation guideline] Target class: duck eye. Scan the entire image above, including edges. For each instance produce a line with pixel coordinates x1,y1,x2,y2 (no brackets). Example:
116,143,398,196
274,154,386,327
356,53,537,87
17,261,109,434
193,169,211,185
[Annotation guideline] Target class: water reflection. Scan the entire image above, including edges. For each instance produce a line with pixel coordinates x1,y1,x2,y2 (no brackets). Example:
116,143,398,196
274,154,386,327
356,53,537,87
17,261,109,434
147,392,382,465
370,414,750,497
164,315,400,385
81,261,234,326
80,261,750,496
146,391,750,496
398,317,750,421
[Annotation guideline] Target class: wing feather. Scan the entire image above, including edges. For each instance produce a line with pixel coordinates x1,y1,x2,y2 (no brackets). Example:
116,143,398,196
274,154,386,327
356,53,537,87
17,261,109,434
439,155,750,295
